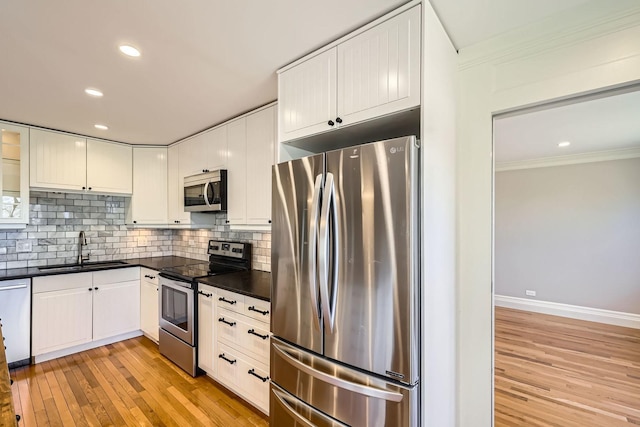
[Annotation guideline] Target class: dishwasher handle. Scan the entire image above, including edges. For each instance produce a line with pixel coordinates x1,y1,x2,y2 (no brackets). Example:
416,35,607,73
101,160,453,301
0,284,28,291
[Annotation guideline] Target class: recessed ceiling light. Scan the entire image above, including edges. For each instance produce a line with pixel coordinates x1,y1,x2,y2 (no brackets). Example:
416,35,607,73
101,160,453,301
94,124,109,130
558,141,571,148
119,45,141,57
85,88,103,97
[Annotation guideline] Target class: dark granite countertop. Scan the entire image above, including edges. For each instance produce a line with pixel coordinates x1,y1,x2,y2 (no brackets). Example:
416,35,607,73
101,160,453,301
198,270,271,302
0,256,203,281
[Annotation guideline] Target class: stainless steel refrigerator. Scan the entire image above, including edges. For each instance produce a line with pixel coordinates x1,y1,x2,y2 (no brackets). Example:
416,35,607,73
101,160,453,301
270,136,420,427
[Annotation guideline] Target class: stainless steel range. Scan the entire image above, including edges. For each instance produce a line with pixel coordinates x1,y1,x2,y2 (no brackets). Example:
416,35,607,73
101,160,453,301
158,240,251,376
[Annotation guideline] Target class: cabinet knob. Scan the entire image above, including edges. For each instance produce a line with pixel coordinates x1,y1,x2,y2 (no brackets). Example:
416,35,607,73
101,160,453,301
268,219,272,224
336,117,343,124
328,120,335,126
133,221,137,224
88,288,93,291
82,186,86,190
88,187,92,190
225,220,229,224
94,287,99,290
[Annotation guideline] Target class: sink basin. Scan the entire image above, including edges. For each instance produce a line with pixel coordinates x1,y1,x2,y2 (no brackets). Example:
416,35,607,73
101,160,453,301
38,260,129,272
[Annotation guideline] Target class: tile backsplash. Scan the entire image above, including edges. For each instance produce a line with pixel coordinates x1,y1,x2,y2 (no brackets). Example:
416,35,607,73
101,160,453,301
0,192,271,272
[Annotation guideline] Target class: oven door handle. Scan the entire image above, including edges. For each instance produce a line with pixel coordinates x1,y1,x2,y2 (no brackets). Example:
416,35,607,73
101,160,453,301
159,273,193,285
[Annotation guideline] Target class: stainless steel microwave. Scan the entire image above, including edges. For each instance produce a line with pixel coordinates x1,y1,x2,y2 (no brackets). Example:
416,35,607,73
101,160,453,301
183,170,227,212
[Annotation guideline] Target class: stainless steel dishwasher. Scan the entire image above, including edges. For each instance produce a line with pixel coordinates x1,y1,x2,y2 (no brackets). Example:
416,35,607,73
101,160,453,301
0,278,31,368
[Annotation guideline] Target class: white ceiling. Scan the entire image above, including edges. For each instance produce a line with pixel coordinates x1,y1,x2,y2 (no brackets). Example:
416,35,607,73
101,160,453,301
0,0,606,145
494,89,640,164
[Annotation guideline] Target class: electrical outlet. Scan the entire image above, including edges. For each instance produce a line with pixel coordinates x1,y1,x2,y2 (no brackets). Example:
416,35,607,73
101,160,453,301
138,237,148,247
525,290,536,297
16,241,32,253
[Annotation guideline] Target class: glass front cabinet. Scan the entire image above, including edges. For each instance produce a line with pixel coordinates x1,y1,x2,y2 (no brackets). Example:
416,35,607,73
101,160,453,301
0,122,29,226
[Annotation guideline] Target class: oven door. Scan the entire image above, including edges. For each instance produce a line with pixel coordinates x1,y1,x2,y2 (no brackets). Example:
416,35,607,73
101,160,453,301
159,277,194,345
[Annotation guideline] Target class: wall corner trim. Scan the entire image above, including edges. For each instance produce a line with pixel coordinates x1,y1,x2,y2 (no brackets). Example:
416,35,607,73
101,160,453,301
494,295,640,329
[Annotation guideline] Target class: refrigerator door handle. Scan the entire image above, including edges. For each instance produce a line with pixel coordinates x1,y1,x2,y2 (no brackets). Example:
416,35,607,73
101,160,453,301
319,172,338,332
272,386,348,427
308,174,323,326
273,342,404,402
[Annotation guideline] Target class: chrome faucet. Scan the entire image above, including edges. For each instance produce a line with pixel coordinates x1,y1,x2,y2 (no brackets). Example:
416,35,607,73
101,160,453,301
78,231,90,266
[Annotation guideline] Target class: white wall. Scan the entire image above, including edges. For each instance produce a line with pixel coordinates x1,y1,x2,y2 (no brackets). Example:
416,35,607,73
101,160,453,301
495,158,640,314
456,1,640,425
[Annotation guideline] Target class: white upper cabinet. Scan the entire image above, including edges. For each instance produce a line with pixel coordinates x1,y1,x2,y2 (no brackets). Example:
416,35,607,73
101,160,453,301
179,126,228,177
127,147,168,225
278,49,337,143
245,106,276,225
336,5,421,125
226,117,247,226
0,122,30,226
226,104,276,229
277,5,421,143
30,129,133,195
167,144,190,225
30,129,86,191
86,139,132,194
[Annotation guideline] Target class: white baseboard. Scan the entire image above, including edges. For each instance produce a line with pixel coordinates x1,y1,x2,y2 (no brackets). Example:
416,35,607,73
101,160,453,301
494,295,640,329
34,330,143,363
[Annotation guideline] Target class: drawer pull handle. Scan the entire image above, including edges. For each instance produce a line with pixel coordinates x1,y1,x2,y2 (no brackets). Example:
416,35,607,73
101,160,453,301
219,354,236,365
219,296,236,305
247,329,269,340
198,290,212,298
248,306,269,316
248,369,269,383
218,317,236,327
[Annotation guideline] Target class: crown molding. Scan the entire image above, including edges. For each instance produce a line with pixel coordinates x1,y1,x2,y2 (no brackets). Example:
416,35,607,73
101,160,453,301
495,146,640,172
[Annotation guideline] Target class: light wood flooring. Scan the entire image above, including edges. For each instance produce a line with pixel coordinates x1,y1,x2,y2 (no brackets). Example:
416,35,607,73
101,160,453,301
9,336,268,427
495,307,640,426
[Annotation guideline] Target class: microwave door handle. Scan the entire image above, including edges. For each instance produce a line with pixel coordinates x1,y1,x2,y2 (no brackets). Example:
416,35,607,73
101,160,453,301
203,181,212,207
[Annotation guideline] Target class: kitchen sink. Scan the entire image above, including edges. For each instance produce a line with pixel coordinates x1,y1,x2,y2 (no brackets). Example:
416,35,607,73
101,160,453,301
38,260,129,272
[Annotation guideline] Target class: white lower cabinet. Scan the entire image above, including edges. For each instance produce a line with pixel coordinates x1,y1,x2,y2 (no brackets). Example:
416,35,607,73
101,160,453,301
32,268,141,361
197,283,271,414
140,268,160,342
197,283,215,376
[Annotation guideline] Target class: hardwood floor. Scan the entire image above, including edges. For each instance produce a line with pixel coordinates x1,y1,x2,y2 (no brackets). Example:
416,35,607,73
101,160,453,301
9,337,268,427
495,307,640,427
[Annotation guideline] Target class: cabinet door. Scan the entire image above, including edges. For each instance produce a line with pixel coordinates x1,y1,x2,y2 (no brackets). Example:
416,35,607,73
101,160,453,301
0,123,29,224
86,139,133,194
29,129,86,191
278,48,337,143
337,5,421,125
32,287,93,356
226,118,247,225
167,144,190,225
129,147,168,225
93,280,140,341
179,135,206,177
237,357,270,414
197,284,215,375
204,126,227,171
245,106,275,225
140,279,159,342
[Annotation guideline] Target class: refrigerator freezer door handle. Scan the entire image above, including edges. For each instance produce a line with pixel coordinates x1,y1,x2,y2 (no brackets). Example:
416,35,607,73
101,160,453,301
308,174,323,326
272,387,349,427
273,342,404,402
319,172,337,332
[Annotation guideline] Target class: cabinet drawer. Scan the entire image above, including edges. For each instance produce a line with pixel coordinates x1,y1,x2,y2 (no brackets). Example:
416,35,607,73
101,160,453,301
242,321,270,362
140,267,160,286
244,295,270,324
216,288,244,313
93,267,139,285
238,357,270,413
33,272,92,293
216,343,240,389
217,308,242,346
